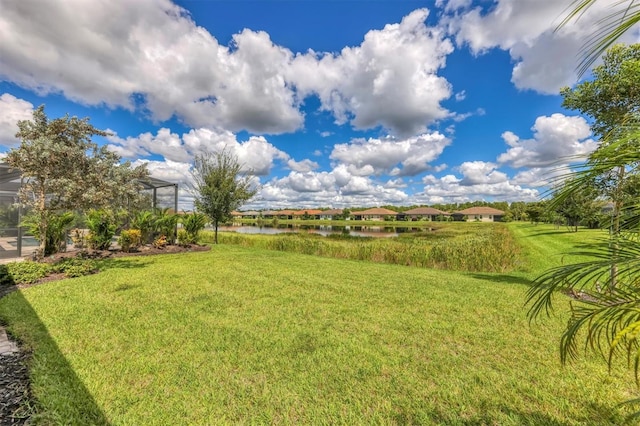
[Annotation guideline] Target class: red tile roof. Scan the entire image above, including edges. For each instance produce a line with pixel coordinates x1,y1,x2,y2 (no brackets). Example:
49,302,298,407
293,209,323,216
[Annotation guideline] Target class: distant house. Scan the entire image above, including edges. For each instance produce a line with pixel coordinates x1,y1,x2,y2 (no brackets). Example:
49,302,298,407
276,210,296,219
398,207,449,221
351,207,398,221
247,211,262,219
451,206,505,222
319,209,344,220
293,209,323,219
261,210,277,218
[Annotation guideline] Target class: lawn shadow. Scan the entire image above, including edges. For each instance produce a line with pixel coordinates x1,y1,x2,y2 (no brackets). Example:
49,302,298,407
96,257,153,272
468,272,534,287
0,269,111,425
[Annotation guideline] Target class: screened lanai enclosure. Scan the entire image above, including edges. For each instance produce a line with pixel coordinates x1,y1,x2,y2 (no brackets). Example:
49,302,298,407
0,163,23,259
0,163,178,259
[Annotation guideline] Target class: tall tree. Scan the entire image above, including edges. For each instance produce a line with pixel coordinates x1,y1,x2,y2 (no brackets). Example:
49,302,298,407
6,106,149,257
191,150,257,244
561,43,640,140
551,178,600,232
561,43,640,285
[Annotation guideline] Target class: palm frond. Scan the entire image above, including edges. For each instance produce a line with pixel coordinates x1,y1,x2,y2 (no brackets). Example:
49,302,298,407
558,0,640,76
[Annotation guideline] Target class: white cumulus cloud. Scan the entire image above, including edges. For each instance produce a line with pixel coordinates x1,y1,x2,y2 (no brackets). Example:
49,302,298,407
108,127,290,176
497,113,596,168
0,0,302,134
443,0,640,93
330,132,451,177
0,93,34,148
289,8,454,136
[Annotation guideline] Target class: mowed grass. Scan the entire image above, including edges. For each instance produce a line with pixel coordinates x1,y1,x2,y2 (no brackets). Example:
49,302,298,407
0,222,637,424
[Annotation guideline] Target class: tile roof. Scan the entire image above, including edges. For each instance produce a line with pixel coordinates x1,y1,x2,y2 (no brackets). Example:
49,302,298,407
293,209,323,215
352,207,398,215
321,209,344,215
453,206,505,215
403,207,448,215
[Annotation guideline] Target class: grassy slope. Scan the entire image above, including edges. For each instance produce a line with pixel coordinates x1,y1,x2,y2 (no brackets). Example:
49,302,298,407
0,223,635,424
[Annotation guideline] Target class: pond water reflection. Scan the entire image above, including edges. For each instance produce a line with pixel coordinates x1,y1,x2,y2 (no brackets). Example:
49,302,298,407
216,224,430,238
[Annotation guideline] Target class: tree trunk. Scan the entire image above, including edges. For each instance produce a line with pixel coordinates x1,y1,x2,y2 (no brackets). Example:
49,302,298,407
609,166,625,291
214,219,218,244
37,186,47,259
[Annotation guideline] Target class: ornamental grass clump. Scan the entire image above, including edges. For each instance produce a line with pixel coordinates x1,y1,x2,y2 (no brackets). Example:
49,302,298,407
208,224,521,273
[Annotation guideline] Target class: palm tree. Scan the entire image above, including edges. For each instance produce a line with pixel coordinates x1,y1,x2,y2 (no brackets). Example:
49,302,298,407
559,0,640,75
526,121,640,419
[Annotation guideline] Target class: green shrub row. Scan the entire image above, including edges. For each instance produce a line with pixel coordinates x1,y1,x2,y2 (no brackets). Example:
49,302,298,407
0,258,98,286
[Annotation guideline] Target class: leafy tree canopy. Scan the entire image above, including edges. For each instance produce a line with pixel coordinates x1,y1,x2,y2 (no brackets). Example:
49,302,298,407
191,149,257,244
561,43,640,140
6,105,149,256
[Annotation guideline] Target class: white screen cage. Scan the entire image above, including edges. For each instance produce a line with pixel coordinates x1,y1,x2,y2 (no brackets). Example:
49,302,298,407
0,163,178,259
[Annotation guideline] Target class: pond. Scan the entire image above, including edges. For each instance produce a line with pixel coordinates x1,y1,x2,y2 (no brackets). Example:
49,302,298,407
216,224,430,238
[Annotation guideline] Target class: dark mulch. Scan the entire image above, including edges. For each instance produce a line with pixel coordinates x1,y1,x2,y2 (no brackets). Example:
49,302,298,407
42,242,211,263
0,352,33,426
0,243,211,424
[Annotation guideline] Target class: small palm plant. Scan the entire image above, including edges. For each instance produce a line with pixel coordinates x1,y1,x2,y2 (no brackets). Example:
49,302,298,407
180,212,207,245
132,210,156,244
154,208,179,245
85,209,117,250
22,211,76,257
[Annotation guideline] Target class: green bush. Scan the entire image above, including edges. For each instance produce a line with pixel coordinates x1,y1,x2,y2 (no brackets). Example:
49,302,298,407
118,229,142,252
86,209,117,250
3,261,52,284
21,211,76,256
154,208,179,245
210,225,521,273
180,212,207,244
2,258,99,285
51,258,98,278
132,210,156,244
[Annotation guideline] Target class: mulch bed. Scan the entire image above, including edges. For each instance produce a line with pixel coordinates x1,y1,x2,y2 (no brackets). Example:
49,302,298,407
0,352,32,425
42,242,211,262
0,243,211,424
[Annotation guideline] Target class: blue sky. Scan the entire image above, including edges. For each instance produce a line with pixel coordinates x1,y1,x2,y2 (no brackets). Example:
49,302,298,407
1,0,638,210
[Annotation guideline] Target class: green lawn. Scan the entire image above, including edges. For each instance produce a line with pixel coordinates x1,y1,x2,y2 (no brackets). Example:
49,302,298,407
0,222,636,424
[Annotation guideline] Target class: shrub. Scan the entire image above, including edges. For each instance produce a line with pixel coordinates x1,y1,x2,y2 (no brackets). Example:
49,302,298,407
153,235,168,249
3,261,52,284
70,228,86,249
132,210,156,244
118,229,142,253
21,211,76,256
51,258,98,278
154,208,179,245
86,209,117,250
180,212,207,244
